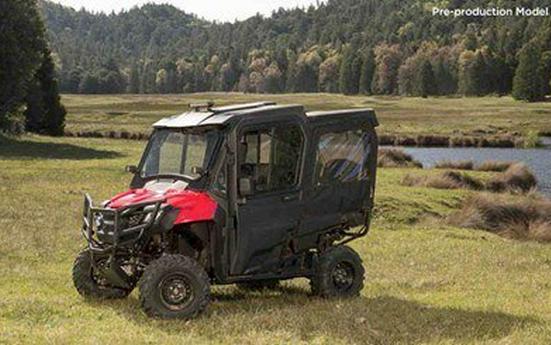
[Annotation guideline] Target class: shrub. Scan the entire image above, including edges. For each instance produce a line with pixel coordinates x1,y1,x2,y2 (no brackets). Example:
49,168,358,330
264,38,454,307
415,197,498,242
434,160,474,170
378,149,423,168
403,163,537,194
486,163,537,193
522,130,541,148
402,171,484,190
448,194,551,242
476,161,513,172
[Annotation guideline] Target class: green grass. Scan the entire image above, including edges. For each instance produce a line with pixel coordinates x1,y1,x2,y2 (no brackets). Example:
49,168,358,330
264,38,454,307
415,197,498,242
62,93,551,137
1,134,551,344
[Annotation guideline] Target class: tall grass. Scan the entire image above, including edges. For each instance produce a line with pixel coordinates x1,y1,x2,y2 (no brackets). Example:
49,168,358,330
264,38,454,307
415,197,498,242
486,163,538,193
402,163,537,194
523,130,542,148
434,160,514,172
377,149,423,168
402,171,484,190
434,160,474,170
448,193,551,242
476,161,514,172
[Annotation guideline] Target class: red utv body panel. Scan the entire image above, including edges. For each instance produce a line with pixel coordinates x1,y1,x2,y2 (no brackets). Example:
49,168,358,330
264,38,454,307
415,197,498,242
108,189,217,225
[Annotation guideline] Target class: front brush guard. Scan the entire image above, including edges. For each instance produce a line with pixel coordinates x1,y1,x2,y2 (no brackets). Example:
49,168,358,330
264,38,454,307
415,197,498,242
81,194,163,288
82,194,162,253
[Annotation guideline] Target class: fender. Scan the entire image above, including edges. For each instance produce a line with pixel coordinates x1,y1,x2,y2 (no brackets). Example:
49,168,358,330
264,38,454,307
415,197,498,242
166,190,218,225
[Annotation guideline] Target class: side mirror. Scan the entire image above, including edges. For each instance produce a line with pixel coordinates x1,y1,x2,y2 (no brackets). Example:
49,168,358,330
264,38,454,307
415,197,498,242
125,165,138,174
239,177,254,197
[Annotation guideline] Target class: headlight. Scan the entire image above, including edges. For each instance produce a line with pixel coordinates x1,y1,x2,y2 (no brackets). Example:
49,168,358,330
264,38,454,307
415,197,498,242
94,214,105,229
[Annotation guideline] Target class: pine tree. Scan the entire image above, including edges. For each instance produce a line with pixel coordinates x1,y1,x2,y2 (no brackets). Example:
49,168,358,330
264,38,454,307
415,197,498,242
359,49,375,95
459,50,487,96
24,49,66,136
339,47,356,95
285,52,298,93
0,0,47,131
512,42,545,102
539,51,551,96
416,60,436,98
128,63,141,93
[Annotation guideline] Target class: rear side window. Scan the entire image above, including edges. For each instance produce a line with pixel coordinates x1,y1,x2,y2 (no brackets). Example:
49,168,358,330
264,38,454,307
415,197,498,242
315,129,370,185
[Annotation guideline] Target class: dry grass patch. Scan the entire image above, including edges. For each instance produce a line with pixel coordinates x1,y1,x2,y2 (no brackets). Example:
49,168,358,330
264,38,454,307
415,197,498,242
434,160,514,172
434,160,474,170
476,161,514,172
486,163,537,193
448,194,551,242
378,149,422,168
402,171,484,190
403,163,537,194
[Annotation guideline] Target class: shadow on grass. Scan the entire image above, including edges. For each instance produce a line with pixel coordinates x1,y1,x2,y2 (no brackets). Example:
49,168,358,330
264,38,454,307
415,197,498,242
92,286,537,344
0,135,121,160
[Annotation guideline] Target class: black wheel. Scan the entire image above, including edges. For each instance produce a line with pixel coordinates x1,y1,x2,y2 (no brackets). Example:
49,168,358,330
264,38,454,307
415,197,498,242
236,279,280,291
138,254,210,319
72,250,133,299
310,246,365,298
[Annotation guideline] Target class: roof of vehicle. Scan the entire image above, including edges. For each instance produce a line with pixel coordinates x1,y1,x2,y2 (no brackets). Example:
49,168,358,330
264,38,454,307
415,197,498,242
306,108,379,127
153,102,378,128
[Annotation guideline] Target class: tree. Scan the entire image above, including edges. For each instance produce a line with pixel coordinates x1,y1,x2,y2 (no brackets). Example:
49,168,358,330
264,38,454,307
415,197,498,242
263,63,283,93
128,63,141,93
416,60,436,98
218,62,239,92
79,73,100,94
155,69,169,93
64,67,83,93
0,0,47,131
458,50,487,96
24,49,66,135
37,0,551,98
339,47,359,95
295,50,321,93
512,42,546,102
359,49,375,95
372,44,402,95
319,55,340,93
539,51,551,96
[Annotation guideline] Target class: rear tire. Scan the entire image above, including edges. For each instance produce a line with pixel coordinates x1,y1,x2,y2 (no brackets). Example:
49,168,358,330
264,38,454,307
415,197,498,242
236,279,280,291
139,254,210,319
72,250,132,299
310,246,364,298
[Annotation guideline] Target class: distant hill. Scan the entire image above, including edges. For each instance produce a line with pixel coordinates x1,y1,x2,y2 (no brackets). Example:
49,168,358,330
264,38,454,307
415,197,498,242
39,0,551,98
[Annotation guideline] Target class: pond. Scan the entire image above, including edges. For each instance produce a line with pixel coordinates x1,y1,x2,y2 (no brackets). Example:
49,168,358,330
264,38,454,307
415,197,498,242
398,138,551,197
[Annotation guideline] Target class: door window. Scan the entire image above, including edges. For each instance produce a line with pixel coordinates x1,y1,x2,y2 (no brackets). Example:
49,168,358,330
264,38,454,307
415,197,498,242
315,129,370,185
239,124,303,195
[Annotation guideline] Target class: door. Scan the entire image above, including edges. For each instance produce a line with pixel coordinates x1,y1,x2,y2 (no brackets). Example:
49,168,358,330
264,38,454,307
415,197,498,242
230,120,305,275
301,126,374,240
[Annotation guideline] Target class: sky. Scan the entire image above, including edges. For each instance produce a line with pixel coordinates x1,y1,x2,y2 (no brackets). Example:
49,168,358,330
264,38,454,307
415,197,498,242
50,0,323,22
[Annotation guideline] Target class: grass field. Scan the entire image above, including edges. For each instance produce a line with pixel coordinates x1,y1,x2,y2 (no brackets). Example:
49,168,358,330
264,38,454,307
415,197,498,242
62,93,551,138
1,134,551,344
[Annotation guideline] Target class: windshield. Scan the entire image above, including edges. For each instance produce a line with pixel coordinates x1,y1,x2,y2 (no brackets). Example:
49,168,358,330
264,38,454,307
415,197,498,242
140,128,220,180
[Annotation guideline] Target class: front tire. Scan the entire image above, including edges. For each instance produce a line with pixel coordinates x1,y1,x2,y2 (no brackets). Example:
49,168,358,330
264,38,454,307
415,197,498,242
139,254,210,319
72,250,133,299
310,246,364,298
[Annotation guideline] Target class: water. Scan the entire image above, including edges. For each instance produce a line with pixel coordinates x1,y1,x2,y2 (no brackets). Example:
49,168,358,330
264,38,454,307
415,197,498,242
397,138,551,196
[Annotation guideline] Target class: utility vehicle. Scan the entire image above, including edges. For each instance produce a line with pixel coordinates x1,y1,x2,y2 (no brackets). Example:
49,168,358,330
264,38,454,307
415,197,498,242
73,102,379,319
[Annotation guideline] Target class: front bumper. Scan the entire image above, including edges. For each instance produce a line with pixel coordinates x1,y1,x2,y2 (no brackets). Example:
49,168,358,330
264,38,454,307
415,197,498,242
82,194,163,254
